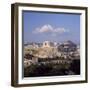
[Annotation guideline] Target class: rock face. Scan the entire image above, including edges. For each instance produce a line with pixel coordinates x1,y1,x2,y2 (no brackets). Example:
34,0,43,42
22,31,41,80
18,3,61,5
24,40,80,65
35,47,61,58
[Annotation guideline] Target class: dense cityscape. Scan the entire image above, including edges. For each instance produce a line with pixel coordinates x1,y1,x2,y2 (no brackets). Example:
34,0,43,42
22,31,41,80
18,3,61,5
24,40,80,77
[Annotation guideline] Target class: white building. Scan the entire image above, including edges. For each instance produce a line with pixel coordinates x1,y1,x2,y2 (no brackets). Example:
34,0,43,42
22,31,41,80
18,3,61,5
42,41,54,48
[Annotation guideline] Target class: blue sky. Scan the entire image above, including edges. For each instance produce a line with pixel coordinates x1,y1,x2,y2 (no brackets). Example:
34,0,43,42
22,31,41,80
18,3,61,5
23,11,80,44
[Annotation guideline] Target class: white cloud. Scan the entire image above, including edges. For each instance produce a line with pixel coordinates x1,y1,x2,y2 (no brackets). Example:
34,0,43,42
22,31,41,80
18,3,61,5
33,24,53,34
54,28,68,33
33,24,69,35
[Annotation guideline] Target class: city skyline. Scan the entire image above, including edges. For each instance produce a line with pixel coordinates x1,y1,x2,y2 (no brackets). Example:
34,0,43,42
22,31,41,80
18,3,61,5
23,11,80,44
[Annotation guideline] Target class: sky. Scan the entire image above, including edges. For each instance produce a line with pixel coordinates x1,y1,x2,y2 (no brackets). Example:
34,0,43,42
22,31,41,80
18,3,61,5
23,11,80,44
